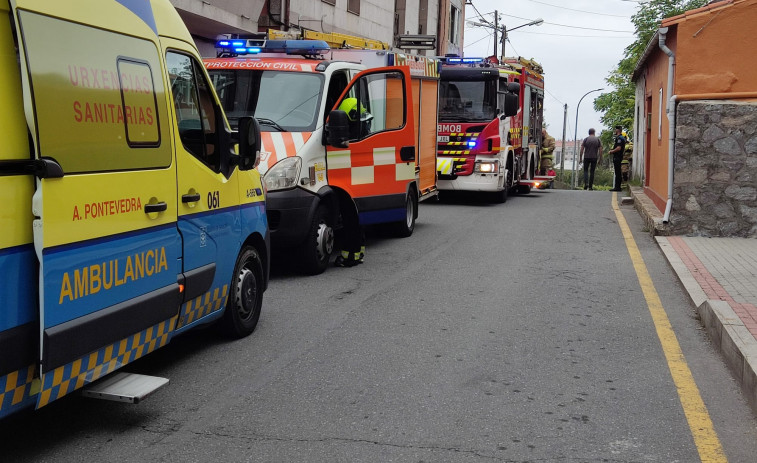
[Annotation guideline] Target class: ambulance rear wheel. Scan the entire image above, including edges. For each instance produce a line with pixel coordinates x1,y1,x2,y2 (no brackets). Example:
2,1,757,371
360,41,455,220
393,192,417,237
299,205,334,275
221,246,263,338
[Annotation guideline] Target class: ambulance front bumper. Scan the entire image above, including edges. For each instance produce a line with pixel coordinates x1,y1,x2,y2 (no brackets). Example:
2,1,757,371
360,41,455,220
265,187,317,247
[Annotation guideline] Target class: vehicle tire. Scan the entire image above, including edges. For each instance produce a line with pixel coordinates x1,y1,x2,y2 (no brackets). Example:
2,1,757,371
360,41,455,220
393,191,417,237
493,168,512,203
516,184,532,195
221,246,263,338
298,205,334,275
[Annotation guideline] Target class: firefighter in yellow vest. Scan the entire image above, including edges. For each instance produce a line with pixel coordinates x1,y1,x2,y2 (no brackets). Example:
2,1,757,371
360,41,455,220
334,98,368,267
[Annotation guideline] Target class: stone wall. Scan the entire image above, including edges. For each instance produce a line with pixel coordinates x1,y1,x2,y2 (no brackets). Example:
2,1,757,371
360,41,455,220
671,101,757,237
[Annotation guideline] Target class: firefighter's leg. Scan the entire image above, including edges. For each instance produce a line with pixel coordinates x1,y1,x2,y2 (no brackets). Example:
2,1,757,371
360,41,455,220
334,199,364,268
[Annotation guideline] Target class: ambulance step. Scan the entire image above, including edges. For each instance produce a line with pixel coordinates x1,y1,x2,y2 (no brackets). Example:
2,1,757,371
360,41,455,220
81,372,169,404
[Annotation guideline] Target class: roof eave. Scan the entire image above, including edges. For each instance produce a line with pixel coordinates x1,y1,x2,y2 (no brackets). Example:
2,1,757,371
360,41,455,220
632,30,660,82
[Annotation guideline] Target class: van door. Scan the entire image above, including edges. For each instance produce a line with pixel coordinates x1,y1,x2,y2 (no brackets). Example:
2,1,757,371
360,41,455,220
163,42,241,331
12,4,181,407
327,67,416,224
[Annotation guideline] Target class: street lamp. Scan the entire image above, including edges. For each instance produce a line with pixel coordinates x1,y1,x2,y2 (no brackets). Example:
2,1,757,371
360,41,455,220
571,88,604,189
501,18,543,59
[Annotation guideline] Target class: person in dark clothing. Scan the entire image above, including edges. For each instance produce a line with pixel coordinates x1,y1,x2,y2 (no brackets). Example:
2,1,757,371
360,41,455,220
608,125,627,192
579,128,602,190
334,194,365,268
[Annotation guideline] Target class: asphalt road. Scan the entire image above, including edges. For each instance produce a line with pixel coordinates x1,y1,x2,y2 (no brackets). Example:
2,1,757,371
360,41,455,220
3,189,757,462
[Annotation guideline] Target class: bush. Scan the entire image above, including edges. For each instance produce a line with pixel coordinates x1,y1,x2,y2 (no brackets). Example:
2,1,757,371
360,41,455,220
554,166,616,189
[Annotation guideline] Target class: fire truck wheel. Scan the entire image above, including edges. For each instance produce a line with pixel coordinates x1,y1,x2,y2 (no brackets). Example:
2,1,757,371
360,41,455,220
299,205,334,275
221,246,263,338
493,168,512,203
393,192,417,238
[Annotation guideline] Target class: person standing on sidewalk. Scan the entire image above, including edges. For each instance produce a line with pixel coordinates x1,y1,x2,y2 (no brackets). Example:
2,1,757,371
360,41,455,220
608,125,627,191
579,128,602,190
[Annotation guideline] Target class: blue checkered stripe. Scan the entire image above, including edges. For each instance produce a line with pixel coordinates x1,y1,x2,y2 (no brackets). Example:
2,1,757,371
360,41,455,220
0,365,37,418
177,284,229,329
37,317,176,408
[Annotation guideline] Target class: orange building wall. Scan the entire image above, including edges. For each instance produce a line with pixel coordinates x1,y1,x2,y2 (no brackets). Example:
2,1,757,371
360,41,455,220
642,31,677,213
669,0,757,96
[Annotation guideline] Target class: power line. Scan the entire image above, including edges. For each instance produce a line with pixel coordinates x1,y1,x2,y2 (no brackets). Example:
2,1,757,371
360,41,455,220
500,12,633,33
545,88,564,106
463,30,494,48
516,30,633,38
525,0,630,17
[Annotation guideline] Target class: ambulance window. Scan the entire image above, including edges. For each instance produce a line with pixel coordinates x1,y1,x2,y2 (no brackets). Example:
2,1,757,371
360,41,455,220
167,52,220,172
118,59,161,147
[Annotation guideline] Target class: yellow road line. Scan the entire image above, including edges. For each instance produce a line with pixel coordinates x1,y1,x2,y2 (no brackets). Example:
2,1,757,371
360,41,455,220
611,192,726,462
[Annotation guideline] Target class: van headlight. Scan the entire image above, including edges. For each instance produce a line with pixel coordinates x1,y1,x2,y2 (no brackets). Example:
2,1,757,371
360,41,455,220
264,157,301,191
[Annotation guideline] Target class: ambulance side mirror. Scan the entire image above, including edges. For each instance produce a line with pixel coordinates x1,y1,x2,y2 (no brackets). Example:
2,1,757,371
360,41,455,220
236,116,261,171
324,110,351,148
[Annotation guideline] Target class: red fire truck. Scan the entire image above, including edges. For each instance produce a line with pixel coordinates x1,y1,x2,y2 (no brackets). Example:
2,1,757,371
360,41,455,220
436,56,549,202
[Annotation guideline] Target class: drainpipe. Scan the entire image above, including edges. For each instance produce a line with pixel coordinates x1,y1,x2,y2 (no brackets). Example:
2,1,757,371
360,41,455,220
658,27,675,223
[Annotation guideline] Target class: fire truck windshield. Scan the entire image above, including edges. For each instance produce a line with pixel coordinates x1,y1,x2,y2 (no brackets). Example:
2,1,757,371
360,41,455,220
439,80,497,122
209,70,324,131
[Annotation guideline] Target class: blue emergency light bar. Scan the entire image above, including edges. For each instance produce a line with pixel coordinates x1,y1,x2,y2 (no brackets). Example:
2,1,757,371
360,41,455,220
445,57,486,64
216,39,330,56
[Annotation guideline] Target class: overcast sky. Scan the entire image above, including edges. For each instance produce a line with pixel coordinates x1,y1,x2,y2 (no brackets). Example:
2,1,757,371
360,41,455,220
462,0,642,141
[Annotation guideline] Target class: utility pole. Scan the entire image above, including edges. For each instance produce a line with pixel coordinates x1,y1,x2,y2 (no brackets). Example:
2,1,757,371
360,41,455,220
560,104,567,175
493,10,498,59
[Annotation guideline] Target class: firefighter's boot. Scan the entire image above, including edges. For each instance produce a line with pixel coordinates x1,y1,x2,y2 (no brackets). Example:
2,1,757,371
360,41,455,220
335,249,363,267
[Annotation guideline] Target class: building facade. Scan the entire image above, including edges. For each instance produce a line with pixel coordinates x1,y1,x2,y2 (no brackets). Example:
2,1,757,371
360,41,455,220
170,0,463,58
632,0,757,237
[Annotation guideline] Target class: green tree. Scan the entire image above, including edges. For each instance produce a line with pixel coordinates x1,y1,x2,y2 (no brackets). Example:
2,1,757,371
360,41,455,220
594,0,708,141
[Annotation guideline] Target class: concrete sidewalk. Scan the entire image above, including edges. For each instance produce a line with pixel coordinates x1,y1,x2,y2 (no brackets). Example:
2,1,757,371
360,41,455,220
628,187,757,414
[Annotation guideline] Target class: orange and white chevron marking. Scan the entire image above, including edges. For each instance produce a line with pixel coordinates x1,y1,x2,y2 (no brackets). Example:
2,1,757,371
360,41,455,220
258,132,313,173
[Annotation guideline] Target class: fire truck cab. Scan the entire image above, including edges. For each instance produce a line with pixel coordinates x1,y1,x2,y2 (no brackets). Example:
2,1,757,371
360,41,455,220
436,57,545,201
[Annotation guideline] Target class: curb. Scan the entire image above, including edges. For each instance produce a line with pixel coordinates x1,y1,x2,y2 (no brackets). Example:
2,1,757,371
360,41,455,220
698,300,757,413
628,186,668,236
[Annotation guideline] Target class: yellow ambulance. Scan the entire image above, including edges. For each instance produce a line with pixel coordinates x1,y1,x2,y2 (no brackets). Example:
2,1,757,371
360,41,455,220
0,0,268,418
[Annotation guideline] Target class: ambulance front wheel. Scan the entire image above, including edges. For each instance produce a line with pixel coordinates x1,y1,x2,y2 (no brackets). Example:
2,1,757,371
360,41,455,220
221,246,264,338
299,205,334,275
393,191,417,238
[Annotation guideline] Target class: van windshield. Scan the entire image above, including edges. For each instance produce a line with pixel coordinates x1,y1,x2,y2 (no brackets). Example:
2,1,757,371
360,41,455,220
439,80,497,122
209,70,324,132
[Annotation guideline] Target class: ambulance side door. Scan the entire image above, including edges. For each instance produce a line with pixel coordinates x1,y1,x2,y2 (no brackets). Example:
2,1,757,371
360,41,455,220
327,67,415,224
12,4,182,406
163,42,241,330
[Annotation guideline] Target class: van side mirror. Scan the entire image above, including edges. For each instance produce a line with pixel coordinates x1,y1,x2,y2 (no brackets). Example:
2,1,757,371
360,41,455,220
507,82,520,94
324,110,350,148
236,116,261,170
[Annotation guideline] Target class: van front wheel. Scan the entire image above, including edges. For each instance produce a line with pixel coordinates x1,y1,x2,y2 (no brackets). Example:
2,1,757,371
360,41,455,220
221,246,263,338
299,205,334,275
